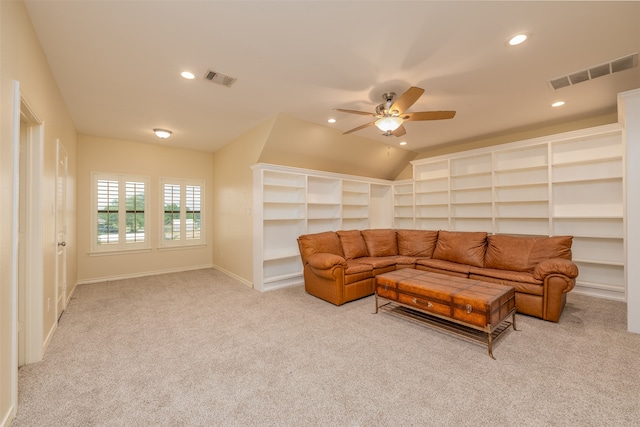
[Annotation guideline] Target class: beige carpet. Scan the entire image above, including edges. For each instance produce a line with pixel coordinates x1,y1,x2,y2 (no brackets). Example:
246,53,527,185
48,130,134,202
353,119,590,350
13,268,640,426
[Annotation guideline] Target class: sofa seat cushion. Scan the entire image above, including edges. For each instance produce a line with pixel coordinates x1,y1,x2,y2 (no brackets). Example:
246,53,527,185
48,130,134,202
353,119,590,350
298,231,344,261
432,230,487,267
393,256,420,266
416,258,471,276
397,230,439,257
469,272,543,296
468,266,542,285
344,260,373,284
361,229,398,257
351,256,399,269
337,230,369,260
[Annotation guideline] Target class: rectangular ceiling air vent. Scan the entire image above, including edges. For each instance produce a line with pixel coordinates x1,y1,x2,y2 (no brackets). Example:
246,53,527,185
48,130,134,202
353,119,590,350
548,52,638,90
204,69,237,88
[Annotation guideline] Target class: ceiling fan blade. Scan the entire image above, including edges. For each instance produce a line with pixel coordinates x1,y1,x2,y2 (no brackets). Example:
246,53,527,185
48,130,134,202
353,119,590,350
402,111,456,121
390,86,425,114
392,125,407,137
334,108,377,117
343,121,375,135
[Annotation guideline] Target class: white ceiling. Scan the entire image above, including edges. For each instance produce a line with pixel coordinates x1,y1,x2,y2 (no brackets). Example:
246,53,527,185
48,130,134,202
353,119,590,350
24,1,640,153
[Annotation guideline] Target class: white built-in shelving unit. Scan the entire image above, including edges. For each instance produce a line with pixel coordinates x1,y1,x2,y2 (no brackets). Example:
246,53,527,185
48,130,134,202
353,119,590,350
253,124,626,301
550,132,625,301
393,180,414,229
413,159,450,230
450,153,493,233
407,124,625,301
252,164,392,291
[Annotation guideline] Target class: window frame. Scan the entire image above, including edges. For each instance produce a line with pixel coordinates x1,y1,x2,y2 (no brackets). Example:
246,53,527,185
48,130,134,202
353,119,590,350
159,177,205,248
90,172,150,254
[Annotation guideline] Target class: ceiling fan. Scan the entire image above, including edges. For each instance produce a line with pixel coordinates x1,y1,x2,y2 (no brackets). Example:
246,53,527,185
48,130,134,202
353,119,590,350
335,86,456,137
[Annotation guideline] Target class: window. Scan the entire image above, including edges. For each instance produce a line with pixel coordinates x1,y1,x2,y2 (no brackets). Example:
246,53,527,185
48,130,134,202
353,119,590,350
160,178,204,247
91,173,150,253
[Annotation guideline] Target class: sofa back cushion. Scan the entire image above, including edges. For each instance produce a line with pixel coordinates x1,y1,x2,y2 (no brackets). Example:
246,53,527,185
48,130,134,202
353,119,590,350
432,231,487,267
484,234,573,272
484,234,538,272
361,229,398,257
337,230,369,259
528,236,573,268
397,230,439,257
297,231,344,263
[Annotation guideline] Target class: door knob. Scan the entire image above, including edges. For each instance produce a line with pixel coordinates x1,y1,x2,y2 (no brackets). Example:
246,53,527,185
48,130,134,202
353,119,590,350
58,241,66,247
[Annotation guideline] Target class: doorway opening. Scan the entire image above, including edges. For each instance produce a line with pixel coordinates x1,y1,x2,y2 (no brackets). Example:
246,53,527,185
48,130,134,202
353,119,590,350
17,94,45,369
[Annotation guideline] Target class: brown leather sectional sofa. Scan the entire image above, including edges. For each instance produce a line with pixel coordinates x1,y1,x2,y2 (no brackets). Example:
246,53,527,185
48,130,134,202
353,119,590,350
297,229,579,322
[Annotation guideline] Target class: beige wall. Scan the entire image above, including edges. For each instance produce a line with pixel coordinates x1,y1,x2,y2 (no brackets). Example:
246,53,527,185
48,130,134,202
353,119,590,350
77,135,214,283
209,113,419,286
211,116,273,284
259,114,418,181
1,0,78,423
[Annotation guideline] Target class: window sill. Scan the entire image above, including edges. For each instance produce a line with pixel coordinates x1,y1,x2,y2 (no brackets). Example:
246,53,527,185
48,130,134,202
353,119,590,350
157,244,207,252
88,248,152,257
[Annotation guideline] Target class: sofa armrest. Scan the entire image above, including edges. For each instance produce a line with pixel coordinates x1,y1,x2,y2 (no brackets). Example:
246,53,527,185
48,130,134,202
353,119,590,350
533,258,579,281
307,253,348,270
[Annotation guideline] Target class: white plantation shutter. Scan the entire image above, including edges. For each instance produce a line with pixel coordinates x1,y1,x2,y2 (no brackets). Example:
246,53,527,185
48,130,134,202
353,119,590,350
164,183,181,241
125,181,146,243
96,179,119,245
185,185,201,240
160,178,205,247
91,173,149,253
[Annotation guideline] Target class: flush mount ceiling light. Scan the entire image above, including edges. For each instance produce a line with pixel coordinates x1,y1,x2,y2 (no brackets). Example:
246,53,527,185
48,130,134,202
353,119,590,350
508,33,529,46
375,116,403,132
552,101,566,107
181,71,195,80
399,141,407,146
153,128,172,139
327,118,336,123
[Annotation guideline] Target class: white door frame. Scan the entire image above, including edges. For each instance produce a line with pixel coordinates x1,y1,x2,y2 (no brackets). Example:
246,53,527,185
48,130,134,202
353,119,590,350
11,81,44,382
11,82,45,416
22,102,44,365
55,139,68,317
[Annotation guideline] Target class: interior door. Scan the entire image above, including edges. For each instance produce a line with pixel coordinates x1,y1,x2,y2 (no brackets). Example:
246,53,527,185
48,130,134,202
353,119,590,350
56,140,68,318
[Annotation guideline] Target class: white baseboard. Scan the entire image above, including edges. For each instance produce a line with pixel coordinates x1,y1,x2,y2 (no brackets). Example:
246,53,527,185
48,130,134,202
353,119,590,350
1,406,15,427
211,264,253,288
42,321,57,362
76,264,214,285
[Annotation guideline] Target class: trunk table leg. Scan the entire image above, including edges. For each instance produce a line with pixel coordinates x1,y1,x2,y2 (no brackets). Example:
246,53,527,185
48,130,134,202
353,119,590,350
488,332,495,360
374,292,379,314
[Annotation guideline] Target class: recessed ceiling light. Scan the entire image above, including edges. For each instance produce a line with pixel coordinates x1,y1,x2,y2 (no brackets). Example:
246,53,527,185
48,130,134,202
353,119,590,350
400,141,407,146
327,118,336,124
552,101,566,107
508,33,528,46
181,71,195,80
153,128,172,139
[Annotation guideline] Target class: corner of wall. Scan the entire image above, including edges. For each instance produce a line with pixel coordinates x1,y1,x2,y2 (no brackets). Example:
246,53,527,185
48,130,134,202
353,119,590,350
211,115,277,284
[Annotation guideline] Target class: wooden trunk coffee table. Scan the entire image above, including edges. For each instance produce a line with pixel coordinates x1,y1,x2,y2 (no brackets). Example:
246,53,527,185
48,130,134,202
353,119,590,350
375,269,517,359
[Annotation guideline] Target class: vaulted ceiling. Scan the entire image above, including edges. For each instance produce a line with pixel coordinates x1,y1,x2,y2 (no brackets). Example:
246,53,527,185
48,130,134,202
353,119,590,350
24,1,640,153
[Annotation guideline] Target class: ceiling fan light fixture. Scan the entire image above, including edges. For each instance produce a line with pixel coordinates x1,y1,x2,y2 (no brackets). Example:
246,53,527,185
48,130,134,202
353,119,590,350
375,116,403,132
508,33,528,46
153,128,172,139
